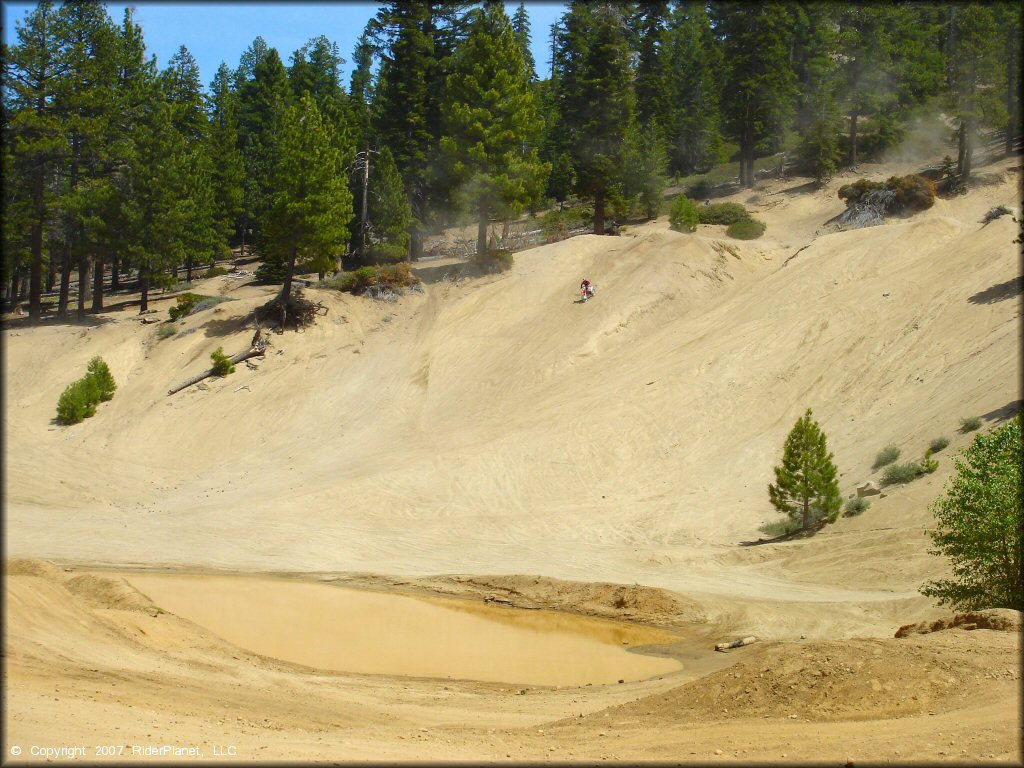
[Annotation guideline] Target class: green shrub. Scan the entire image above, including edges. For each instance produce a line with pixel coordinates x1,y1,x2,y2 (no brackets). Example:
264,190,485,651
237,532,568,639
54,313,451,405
929,436,950,453
837,178,884,205
55,357,115,425
697,202,750,225
959,416,982,433
837,174,936,213
921,449,939,474
888,174,937,211
758,519,800,538
844,497,871,517
56,379,91,425
205,265,228,278
541,206,593,241
669,194,699,233
726,218,766,239
169,293,201,321
85,356,116,402
336,263,419,294
210,347,235,376
881,461,924,485
873,443,901,469
471,247,514,272
169,293,228,320
157,323,177,340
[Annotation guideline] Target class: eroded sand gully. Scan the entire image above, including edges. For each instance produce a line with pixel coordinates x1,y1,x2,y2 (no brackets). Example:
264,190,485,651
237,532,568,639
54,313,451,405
3,159,1022,761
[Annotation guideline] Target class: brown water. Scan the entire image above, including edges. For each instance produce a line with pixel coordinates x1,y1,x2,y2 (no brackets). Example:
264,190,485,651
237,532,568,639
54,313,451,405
126,574,682,686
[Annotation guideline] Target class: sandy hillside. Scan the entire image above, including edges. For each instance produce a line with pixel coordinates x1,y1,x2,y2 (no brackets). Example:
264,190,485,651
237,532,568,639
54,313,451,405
3,158,1022,762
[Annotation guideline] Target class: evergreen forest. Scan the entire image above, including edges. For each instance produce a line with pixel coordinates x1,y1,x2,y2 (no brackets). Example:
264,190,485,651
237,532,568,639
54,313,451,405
3,1,1020,321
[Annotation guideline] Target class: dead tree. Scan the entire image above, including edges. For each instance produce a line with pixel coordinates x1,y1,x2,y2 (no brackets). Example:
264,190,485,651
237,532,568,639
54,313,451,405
167,326,269,396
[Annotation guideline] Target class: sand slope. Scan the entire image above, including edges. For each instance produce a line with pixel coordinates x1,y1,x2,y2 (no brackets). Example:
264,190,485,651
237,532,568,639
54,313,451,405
3,159,1022,761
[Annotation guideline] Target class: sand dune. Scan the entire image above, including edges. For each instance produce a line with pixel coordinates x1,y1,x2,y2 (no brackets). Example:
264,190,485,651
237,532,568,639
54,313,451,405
3,159,1021,761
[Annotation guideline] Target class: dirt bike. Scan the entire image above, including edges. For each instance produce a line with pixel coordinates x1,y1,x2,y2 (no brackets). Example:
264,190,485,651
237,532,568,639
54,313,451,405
577,284,596,303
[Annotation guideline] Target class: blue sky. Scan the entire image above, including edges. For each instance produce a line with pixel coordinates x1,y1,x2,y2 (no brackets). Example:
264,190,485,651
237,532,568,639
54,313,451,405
2,2,568,88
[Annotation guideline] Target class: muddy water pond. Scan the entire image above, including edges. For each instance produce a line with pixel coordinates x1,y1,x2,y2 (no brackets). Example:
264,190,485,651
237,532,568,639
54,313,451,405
126,574,681,686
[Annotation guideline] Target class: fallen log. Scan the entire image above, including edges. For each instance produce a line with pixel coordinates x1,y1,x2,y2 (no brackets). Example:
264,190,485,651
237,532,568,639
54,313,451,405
715,635,757,652
166,331,269,396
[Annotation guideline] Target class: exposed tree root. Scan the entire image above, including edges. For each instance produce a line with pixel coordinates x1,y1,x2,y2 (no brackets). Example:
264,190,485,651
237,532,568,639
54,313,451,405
254,287,327,332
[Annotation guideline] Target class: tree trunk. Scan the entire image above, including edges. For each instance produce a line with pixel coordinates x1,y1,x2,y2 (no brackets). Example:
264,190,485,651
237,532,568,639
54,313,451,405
278,244,297,329
740,123,755,188
77,247,91,321
29,167,45,321
166,344,267,396
477,204,488,255
802,497,810,531
957,120,967,176
849,111,859,168
57,245,71,320
111,253,119,293
140,267,149,313
185,255,193,284
92,254,104,312
1006,35,1017,156
45,256,55,294
594,186,605,235
962,117,973,179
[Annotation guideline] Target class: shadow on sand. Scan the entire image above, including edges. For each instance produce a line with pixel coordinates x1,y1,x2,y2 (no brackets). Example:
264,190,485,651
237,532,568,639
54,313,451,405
968,276,1022,305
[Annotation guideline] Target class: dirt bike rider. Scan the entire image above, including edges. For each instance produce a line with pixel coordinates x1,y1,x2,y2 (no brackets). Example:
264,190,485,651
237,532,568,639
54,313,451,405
580,279,594,299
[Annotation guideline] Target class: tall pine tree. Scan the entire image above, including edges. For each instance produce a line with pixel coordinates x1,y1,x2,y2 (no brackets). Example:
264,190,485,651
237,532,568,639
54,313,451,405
261,94,353,303
441,2,548,254
715,2,797,187
557,2,634,233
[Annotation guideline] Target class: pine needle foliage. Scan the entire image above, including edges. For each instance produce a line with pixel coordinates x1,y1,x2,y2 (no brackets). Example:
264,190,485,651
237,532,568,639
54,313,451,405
768,408,842,531
210,347,235,376
55,357,116,425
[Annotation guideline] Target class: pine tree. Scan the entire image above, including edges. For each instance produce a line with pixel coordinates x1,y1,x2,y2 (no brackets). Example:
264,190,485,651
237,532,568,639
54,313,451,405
104,6,151,296
364,146,412,264
992,4,1022,155
768,408,842,532
511,2,536,81
208,62,244,256
261,94,353,302
623,122,667,219
633,0,670,133
715,2,798,187
945,4,1007,179
161,45,206,143
236,47,291,252
794,3,842,184
4,0,63,320
232,35,269,91
289,35,353,148
372,2,433,258
834,6,900,167
441,2,548,254
161,46,220,282
122,59,191,313
52,0,119,319
349,27,375,148
557,2,634,234
664,1,724,175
